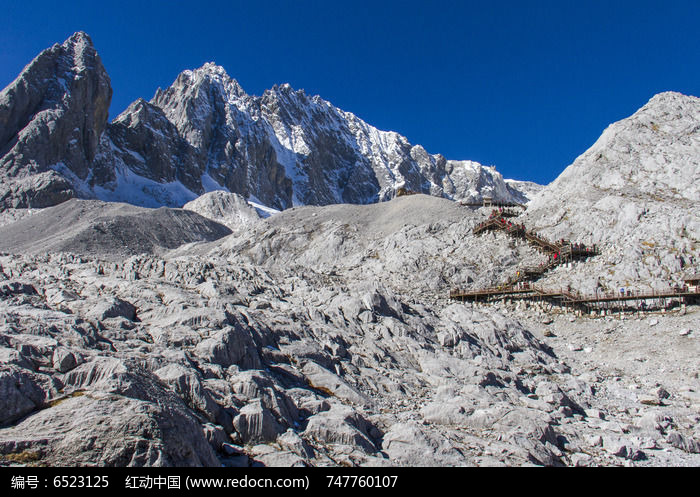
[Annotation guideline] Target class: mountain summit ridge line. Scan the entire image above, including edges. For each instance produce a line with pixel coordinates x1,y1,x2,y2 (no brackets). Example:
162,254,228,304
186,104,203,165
0,32,532,211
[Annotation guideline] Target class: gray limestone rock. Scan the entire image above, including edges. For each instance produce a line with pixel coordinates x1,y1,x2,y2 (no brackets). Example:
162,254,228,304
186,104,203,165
89,297,137,321
252,450,309,467
535,381,584,414
603,437,631,458
303,405,378,454
570,453,594,467
0,347,35,370
154,364,222,423
0,366,55,426
61,357,193,409
0,281,38,297
496,411,564,466
277,429,315,459
666,431,700,454
232,399,285,443
194,325,262,370
201,422,230,452
302,361,371,407
6,335,58,368
0,32,111,209
0,392,219,466
52,347,78,373
381,422,470,466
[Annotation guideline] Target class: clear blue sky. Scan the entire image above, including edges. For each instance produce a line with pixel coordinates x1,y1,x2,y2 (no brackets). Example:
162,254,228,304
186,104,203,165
2,0,699,184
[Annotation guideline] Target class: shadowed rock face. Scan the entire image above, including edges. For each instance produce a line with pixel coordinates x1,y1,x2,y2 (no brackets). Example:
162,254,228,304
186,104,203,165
0,199,232,260
0,32,112,208
92,99,202,192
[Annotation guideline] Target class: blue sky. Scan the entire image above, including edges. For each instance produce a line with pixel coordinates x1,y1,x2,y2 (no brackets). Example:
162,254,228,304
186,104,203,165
2,0,699,184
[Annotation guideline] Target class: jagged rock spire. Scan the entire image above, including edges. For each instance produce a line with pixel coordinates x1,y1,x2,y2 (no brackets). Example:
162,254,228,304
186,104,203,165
0,31,112,208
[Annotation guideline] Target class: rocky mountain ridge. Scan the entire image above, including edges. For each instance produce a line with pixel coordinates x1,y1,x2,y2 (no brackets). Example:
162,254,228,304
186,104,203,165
0,33,529,211
0,32,111,208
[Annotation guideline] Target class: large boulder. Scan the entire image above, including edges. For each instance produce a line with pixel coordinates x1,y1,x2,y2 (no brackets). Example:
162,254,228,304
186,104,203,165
0,366,58,426
232,399,285,443
0,393,219,466
194,325,262,370
303,405,378,454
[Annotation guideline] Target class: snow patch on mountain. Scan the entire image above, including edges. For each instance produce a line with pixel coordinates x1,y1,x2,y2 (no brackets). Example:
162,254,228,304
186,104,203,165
246,196,281,218
92,165,199,208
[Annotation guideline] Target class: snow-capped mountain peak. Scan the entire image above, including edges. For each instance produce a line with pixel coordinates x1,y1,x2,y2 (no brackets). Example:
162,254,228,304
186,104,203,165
1,32,534,210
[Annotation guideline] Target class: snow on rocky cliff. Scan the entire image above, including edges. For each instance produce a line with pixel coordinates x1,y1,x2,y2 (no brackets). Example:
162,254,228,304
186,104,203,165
148,62,530,209
0,34,531,211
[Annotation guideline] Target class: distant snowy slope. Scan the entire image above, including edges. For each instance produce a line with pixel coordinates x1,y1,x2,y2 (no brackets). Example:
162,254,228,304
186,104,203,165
505,179,544,202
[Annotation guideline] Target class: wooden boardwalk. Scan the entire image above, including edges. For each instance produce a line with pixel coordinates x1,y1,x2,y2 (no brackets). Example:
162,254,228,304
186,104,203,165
473,214,597,257
449,284,699,314
451,210,699,315
472,212,598,286
459,201,526,210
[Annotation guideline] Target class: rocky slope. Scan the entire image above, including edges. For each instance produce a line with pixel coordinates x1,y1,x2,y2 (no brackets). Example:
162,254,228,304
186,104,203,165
523,92,700,295
0,33,530,212
0,199,231,260
182,191,261,230
0,193,698,467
